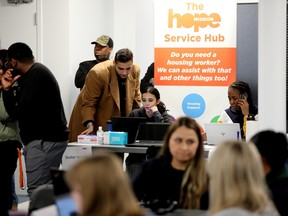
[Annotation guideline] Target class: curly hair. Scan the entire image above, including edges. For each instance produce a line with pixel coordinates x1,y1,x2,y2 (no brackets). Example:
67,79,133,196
229,80,257,114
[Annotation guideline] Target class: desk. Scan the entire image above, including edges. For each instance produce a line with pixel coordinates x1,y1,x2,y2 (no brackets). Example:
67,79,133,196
68,142,215,154
68,142,147,154
62,143,216,170
62,143,147,169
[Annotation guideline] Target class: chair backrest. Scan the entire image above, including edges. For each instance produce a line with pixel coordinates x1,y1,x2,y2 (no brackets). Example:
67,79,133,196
28,184,55,214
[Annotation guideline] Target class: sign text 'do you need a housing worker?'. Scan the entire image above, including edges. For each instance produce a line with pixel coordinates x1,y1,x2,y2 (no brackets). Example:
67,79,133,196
154,48,236,86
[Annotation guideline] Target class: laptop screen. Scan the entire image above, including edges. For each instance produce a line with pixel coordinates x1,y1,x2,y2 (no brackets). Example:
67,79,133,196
205,123,241,145
111,116,147,144
55,193,78,216
135,122,171,142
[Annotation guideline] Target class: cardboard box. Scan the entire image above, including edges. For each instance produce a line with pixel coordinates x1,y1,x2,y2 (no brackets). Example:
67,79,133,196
104,131,128,145
77,134,98,144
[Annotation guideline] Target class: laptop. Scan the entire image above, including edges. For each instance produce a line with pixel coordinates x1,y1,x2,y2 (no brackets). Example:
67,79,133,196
125,122,171,147
55,193,78,216
111,116,147,144
204,123,242,145
50,168,78,216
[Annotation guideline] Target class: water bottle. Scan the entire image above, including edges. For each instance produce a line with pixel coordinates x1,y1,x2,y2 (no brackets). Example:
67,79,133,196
97,126,104,145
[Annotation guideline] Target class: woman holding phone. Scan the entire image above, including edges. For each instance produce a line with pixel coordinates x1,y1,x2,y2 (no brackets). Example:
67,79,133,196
217,80,258,139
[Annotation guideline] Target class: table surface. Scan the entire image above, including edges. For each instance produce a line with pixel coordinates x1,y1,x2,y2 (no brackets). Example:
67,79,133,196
69,142,148,153
68,142,215,154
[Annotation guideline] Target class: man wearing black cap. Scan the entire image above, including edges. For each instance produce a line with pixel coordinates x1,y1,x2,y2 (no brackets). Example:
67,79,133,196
2,42,69,198
74,35,114,89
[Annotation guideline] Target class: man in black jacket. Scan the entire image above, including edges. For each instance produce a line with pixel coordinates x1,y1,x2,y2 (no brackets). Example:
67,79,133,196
74,35,113,89
2,42,69,197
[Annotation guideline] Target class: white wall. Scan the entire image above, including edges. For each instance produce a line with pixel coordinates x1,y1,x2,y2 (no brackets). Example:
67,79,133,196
68,0,155,119
0,0,36,51
258,0,286,133
37,0,71,122
69,0,114,112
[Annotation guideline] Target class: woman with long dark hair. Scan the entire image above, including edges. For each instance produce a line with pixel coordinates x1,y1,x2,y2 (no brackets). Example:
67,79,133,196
133,116,208,213
126,87,173,178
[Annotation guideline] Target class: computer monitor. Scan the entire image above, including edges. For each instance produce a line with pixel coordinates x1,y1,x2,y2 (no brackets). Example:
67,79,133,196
110,116,147,144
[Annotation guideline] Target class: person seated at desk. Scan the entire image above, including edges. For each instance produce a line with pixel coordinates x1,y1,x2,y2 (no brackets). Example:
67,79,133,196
126,86,173,178
65,151,152,216
132,116,208,212
129,86,172,122
218,80,258,139
207,140,279,216
250,130,288,216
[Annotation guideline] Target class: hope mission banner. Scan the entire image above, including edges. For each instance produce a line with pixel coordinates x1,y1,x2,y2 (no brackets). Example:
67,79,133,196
154,0,237,86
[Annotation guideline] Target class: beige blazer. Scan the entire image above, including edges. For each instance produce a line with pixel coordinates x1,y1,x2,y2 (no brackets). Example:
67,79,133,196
68,60,141,142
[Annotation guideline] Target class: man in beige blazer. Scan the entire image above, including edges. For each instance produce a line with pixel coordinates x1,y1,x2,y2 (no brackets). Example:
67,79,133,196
69,48,141,142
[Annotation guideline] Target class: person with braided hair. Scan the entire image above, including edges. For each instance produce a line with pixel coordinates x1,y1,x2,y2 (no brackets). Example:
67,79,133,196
218,80,258,139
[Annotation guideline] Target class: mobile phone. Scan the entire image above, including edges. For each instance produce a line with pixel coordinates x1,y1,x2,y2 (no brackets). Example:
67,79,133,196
11,69,22,78
240,94,245,99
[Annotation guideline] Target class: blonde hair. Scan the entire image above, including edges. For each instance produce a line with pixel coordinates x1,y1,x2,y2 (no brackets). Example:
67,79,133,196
159,116,208,209
207,140,273,215
65,151,144,216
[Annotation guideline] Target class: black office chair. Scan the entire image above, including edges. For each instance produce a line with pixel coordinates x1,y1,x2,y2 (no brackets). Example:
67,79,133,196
28,184,55,215
146,146,161,160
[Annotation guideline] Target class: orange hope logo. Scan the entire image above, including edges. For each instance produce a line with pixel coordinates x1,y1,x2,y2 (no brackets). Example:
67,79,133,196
168,9,221,32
